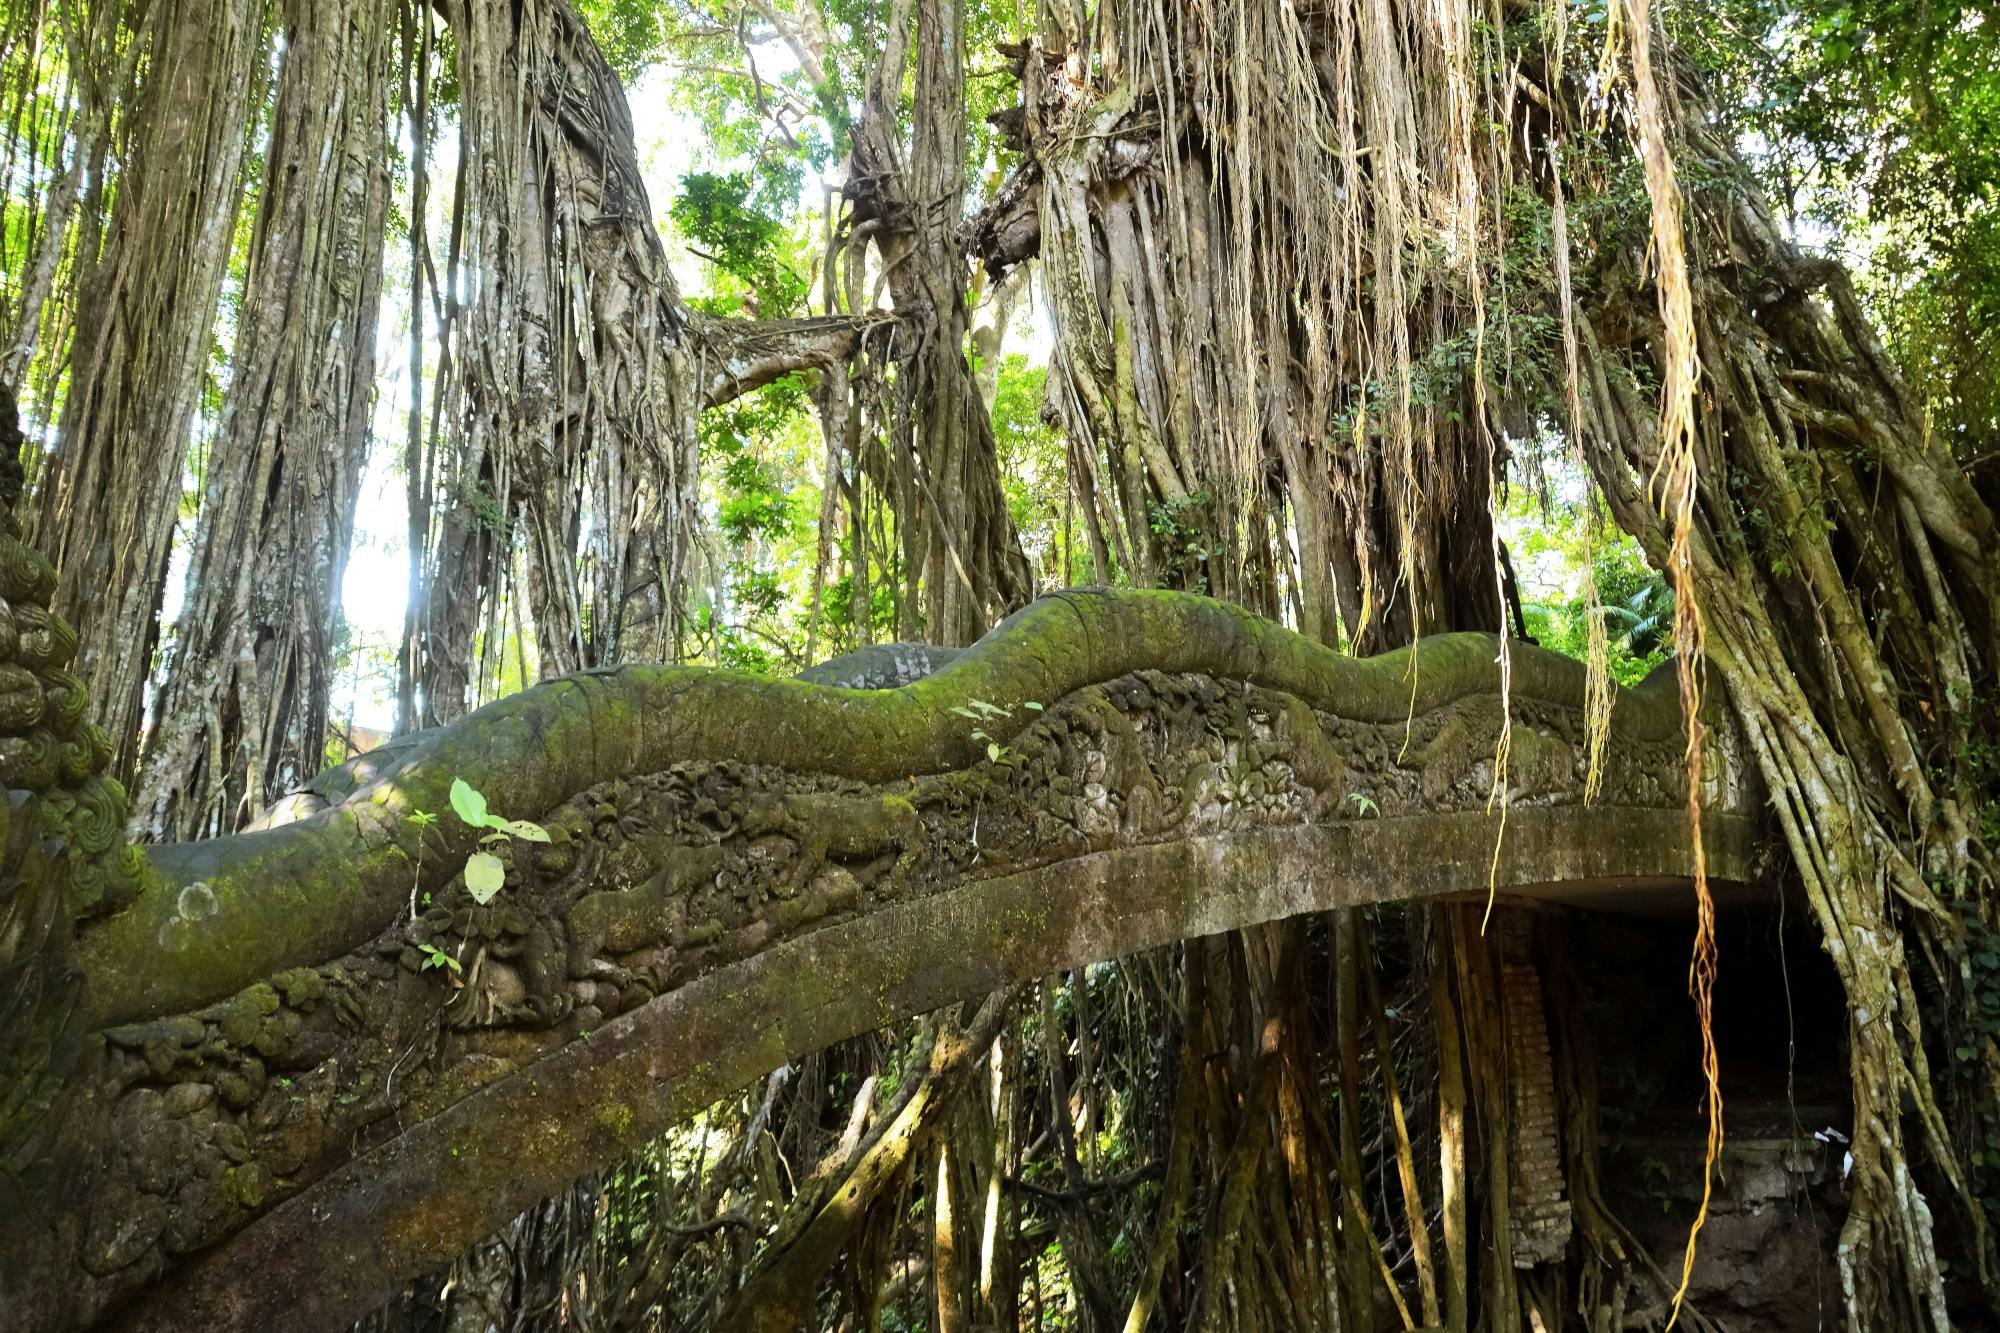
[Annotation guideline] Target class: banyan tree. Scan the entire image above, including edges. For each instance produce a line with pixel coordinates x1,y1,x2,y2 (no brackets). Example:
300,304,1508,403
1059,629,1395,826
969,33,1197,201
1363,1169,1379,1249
0,0,1994,1327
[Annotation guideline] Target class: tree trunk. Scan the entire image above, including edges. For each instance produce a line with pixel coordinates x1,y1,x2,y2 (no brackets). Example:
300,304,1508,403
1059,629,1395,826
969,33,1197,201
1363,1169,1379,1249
1569,105,2000,1322
846,0,1033,646
131,0,395,840
404,0,875,725
29,0,269,779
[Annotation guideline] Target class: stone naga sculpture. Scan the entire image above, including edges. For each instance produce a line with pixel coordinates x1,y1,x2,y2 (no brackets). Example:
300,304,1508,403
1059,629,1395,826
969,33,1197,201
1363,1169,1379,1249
0,409,1762,1328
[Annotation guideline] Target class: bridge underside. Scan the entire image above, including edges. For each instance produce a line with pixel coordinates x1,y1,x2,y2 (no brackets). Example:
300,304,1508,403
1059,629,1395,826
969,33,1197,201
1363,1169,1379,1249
8,590,1766,1332
126,807,1757,1330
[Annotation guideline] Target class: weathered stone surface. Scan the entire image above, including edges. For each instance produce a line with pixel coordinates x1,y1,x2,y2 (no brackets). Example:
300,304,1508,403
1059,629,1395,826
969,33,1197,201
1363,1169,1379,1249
4,589,1763,1331
795,641,962,688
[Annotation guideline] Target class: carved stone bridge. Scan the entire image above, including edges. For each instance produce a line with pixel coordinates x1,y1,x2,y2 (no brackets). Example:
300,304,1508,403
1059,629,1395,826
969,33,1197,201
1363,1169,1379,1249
1,588,1764,1332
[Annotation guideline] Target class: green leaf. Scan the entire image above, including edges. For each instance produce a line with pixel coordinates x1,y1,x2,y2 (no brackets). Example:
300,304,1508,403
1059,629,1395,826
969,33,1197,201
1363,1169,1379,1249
1022,701,1043,711
421,945,462,974
450,778,489,829
477,812,550,842
987,742,1003,763
497,819,551,843
464,851,506,904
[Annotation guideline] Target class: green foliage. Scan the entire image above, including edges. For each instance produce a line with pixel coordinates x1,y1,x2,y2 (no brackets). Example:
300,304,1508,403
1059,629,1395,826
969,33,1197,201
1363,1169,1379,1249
448,777,490,828
418,942,463,974
402,808,440,920
1146,489,1215,593
656,0,841,191
447,778,548,906
463,853,505,904
670,171,809,317
575,0,668,80
693,372,826,674
953,696,1036,766
819,571,904,645
1508,490,1673,685
989,353,1081,585
1680,0,2000,444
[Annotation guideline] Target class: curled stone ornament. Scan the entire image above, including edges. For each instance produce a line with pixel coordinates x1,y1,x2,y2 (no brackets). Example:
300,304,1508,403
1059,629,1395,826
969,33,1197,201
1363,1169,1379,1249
0,385,160,1330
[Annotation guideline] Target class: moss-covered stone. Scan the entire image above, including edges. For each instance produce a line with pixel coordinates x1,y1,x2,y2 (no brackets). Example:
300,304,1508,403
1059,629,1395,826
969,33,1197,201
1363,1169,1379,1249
223,1162,270,1210
218,983,281,1049
83,589,1722,1026
272,967,324,1007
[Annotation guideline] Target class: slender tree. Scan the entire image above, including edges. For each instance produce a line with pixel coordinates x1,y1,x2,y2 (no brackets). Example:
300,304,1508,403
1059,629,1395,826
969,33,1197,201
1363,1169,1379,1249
844,0,1034,645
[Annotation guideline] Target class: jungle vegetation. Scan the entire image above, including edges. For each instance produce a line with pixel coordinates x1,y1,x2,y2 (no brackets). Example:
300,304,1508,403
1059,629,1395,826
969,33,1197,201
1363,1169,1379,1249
0,0,1995,1326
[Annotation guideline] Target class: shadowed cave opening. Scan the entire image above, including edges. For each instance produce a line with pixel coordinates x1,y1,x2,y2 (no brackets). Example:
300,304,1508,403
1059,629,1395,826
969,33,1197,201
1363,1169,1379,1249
1576,900,1851,1332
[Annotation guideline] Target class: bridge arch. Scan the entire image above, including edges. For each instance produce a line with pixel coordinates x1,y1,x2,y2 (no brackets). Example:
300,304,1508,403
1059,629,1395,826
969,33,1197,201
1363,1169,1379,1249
18,591,1762,1330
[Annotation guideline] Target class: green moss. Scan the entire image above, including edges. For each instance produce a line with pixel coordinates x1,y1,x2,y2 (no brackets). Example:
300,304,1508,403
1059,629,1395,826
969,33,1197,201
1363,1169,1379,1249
218,983,280,1048
224,1162,271,1209
273,967,324,1007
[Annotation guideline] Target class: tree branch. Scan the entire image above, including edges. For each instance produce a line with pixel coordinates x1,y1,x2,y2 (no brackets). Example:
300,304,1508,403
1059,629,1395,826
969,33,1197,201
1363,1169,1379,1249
698,313,895,409
961,161,1042,279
